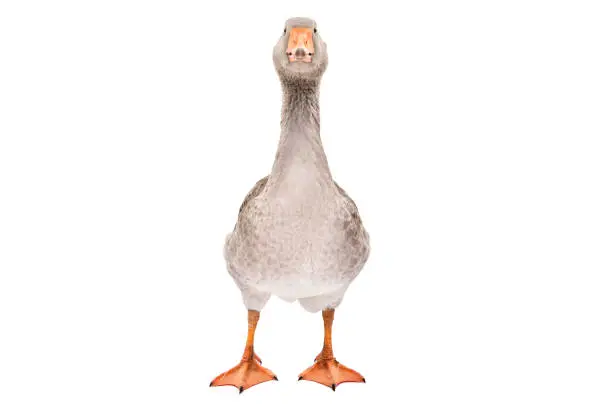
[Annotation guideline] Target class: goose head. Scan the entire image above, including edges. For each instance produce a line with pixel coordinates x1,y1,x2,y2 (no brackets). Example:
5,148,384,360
273,17,328,84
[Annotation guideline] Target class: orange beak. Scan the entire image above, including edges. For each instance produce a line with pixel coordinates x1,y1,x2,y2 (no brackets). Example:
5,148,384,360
286,27,314,63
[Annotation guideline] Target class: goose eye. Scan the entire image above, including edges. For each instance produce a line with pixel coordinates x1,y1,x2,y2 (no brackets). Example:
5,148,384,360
313,28,317,33
283,27,287,34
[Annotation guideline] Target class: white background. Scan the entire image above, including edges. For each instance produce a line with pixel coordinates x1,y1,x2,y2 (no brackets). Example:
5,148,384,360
1,0,611,407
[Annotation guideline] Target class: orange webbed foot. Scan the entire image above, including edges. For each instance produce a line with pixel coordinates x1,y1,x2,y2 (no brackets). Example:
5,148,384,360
298,357,365,391
210,358,277,393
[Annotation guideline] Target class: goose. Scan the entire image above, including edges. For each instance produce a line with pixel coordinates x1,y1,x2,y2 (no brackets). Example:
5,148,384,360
210,17,369,393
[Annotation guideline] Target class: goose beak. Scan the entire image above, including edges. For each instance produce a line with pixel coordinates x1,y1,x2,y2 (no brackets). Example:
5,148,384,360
286,27,314,63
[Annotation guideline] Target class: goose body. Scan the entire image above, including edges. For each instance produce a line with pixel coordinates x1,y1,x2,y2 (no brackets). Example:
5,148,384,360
224,173,369,310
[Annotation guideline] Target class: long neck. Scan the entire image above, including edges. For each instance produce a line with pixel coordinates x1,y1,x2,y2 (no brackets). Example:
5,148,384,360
266,79,334,194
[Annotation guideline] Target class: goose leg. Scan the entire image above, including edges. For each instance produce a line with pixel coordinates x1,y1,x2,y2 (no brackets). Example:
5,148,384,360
298,308,365,391
210,310,277,393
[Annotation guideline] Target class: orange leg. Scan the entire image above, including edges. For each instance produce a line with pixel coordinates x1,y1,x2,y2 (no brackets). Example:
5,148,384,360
210,310,277,393
298,309,365,391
